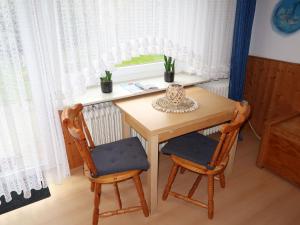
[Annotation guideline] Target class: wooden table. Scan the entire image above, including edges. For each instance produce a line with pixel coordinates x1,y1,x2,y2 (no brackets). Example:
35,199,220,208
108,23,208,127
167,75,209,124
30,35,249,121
114,86,237,213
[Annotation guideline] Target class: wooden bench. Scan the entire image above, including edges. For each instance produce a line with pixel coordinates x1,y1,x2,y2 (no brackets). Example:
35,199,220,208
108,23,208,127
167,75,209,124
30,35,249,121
257,112,300,187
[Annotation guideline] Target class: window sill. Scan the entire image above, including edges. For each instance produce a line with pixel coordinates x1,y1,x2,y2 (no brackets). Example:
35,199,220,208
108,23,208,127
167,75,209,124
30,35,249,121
72,73,208,106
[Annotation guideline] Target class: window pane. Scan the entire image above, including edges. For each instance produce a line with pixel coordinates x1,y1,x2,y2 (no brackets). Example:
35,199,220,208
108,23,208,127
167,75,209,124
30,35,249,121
116,54,163,67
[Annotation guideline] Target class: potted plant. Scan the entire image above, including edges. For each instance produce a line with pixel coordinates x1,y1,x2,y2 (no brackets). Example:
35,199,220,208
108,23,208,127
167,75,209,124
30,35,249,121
100,70,113,93
164,55,175,82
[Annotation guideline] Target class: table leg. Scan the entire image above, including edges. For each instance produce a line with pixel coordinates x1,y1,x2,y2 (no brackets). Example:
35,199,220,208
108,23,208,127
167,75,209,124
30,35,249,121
146,135,159,214
225,135,238,176
122,113,131,139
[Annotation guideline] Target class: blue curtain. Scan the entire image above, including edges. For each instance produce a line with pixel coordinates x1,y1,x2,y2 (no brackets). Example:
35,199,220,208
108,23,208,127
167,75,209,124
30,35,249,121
228,0,256,101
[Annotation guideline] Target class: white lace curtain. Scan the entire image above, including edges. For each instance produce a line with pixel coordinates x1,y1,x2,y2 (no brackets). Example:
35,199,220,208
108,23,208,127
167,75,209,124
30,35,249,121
54,0,237,102
0,0,69,204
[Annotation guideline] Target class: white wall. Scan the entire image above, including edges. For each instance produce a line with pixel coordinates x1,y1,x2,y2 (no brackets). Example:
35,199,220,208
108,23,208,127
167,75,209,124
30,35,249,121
249,0,300,63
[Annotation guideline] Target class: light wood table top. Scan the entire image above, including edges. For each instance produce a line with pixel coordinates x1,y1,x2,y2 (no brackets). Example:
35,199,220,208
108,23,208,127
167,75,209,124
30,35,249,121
114,86,237,214
115,86,236,138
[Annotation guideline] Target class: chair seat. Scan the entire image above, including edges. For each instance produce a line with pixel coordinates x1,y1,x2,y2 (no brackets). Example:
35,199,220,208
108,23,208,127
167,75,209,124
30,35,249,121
91,137,149,176
161,132,218,169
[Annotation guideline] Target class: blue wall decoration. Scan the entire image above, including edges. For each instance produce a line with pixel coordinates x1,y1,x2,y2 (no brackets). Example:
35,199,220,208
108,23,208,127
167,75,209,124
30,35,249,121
228,0,256,101
272,0,300,34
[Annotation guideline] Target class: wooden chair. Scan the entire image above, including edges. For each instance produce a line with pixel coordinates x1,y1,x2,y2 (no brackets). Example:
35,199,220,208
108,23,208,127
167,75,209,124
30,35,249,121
161,102,250,219
61,104,149,225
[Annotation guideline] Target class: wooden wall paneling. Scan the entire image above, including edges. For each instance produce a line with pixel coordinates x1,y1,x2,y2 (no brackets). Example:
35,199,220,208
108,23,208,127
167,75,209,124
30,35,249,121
244,56,300,136
244,57,276,135
245,57,260,134
258,59,277,133
263,60,283,121
294,65,300,110
268,63,300,120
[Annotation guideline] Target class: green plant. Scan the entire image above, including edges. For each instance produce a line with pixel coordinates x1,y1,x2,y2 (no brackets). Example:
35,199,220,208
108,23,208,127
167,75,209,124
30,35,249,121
100,70,112,82
164,55,175,73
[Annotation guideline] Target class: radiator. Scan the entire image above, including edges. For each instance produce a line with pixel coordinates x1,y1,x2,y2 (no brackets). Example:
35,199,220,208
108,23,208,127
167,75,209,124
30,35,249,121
83,79,229,147
198,79,229,135
83,102,123,146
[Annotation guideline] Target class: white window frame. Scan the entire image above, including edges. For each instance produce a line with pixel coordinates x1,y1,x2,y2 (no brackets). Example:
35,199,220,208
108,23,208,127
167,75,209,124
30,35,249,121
113,62,164,82
113,61,185,83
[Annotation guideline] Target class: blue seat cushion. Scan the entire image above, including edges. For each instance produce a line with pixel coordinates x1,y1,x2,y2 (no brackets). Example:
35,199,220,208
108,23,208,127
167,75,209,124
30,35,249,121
91,137,149,176
161,132,218,169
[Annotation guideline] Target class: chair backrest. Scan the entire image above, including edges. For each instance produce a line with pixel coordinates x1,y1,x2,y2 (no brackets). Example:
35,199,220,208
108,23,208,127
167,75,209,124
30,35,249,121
61,103,97,176
209,102,251,168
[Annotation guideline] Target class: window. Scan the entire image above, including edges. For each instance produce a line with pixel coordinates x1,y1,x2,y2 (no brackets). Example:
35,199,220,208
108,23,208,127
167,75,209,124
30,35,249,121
113,55,165,82
116,55,163,67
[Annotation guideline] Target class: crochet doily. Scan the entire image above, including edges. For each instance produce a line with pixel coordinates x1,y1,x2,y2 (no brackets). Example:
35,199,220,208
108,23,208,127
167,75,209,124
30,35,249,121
152,96,198,113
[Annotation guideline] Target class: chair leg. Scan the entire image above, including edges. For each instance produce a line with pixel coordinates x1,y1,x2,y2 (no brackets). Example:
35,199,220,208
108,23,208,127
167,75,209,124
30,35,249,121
113,182,122,209
180,167,186,174
188,174,202,198
162,163,179,200
207,175,214,219
93,183,101,225
133,175,149,217
91,182,95,192
219,172,225,188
